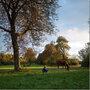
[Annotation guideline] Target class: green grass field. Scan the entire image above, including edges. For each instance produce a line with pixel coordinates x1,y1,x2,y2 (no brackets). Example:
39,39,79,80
0,65,89,89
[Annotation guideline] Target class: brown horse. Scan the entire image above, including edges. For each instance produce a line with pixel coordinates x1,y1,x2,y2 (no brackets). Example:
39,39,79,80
56,60,70,71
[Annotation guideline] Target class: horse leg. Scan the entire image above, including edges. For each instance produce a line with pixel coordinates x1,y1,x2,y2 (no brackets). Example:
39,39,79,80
64,64,67,69
66,64,69,71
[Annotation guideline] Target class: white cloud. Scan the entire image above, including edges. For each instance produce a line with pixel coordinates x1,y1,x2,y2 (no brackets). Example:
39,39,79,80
34,28,89,55
57,28,89,55
58,28,88,42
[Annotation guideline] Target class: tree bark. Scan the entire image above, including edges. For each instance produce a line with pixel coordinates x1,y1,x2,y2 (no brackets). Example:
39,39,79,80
11,32,20,71
10,19,20,71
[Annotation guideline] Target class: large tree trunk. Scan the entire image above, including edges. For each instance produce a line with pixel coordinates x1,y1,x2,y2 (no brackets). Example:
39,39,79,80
11,23,20,71
11,32,20,71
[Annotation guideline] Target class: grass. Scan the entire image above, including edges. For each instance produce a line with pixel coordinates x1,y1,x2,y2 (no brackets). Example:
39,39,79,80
0,65,89,89
0,65,14,69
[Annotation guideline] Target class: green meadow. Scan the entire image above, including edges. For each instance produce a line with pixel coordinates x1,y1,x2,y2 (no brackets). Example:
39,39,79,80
0,66,89,89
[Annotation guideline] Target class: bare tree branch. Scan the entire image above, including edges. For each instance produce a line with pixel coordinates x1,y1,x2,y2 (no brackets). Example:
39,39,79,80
0,26,11,33
16,29,29,36
1,0,11,21
16,0,26,14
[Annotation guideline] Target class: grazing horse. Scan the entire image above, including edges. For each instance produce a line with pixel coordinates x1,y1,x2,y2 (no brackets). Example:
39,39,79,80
56,60,70,71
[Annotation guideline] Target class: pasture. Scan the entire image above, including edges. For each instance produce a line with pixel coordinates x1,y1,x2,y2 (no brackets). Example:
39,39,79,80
0,65,89,89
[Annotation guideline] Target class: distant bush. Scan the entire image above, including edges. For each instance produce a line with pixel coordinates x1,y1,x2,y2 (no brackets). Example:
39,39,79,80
68,59,80,66
0,53,13,65
79,44,89,67
81,54,89,67
0,61,14,65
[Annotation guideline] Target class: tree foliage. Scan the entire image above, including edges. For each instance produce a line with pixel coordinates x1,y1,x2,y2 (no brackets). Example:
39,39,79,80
79,43,90,67
37,36,70,65
55,36,70,59
0,53,13,65
68,55,80,66
37,43,57,65
0,0,58,71
24,48,36,65
0,0,58,44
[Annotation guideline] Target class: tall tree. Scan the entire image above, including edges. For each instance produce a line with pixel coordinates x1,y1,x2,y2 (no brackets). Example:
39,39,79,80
56,36,70,60
37,43,58,65
79,44,89,67
42,43,57,65
0,52,4,64
24,48,36,65
0,0,58,71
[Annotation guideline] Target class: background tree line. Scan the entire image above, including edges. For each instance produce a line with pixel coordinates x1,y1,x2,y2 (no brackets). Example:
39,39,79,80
0,36,89,67
78,43,90,67
37,36,80,66
0,53,13,65
0,48,36,66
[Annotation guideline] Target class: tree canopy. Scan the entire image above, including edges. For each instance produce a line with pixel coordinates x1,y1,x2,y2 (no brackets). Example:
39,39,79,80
56,36,70,59
0,0,59,71
79,43,90,67
24,48,36,65
37,36,70,65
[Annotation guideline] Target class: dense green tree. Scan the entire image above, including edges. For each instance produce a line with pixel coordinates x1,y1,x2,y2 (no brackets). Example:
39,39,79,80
37,43,57,65
36,53,43,65
79,43,90,67
55,36,70,60
0,0,58,71
43,43,57,65
0,53,13,65
37,36,70,65
24,48,36,65
0,53,4,64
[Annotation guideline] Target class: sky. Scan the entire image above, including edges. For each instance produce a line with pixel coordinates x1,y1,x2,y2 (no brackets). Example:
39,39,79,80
57,0,89,54
35,0,89,55
0,0,89,56
55,0,89,55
